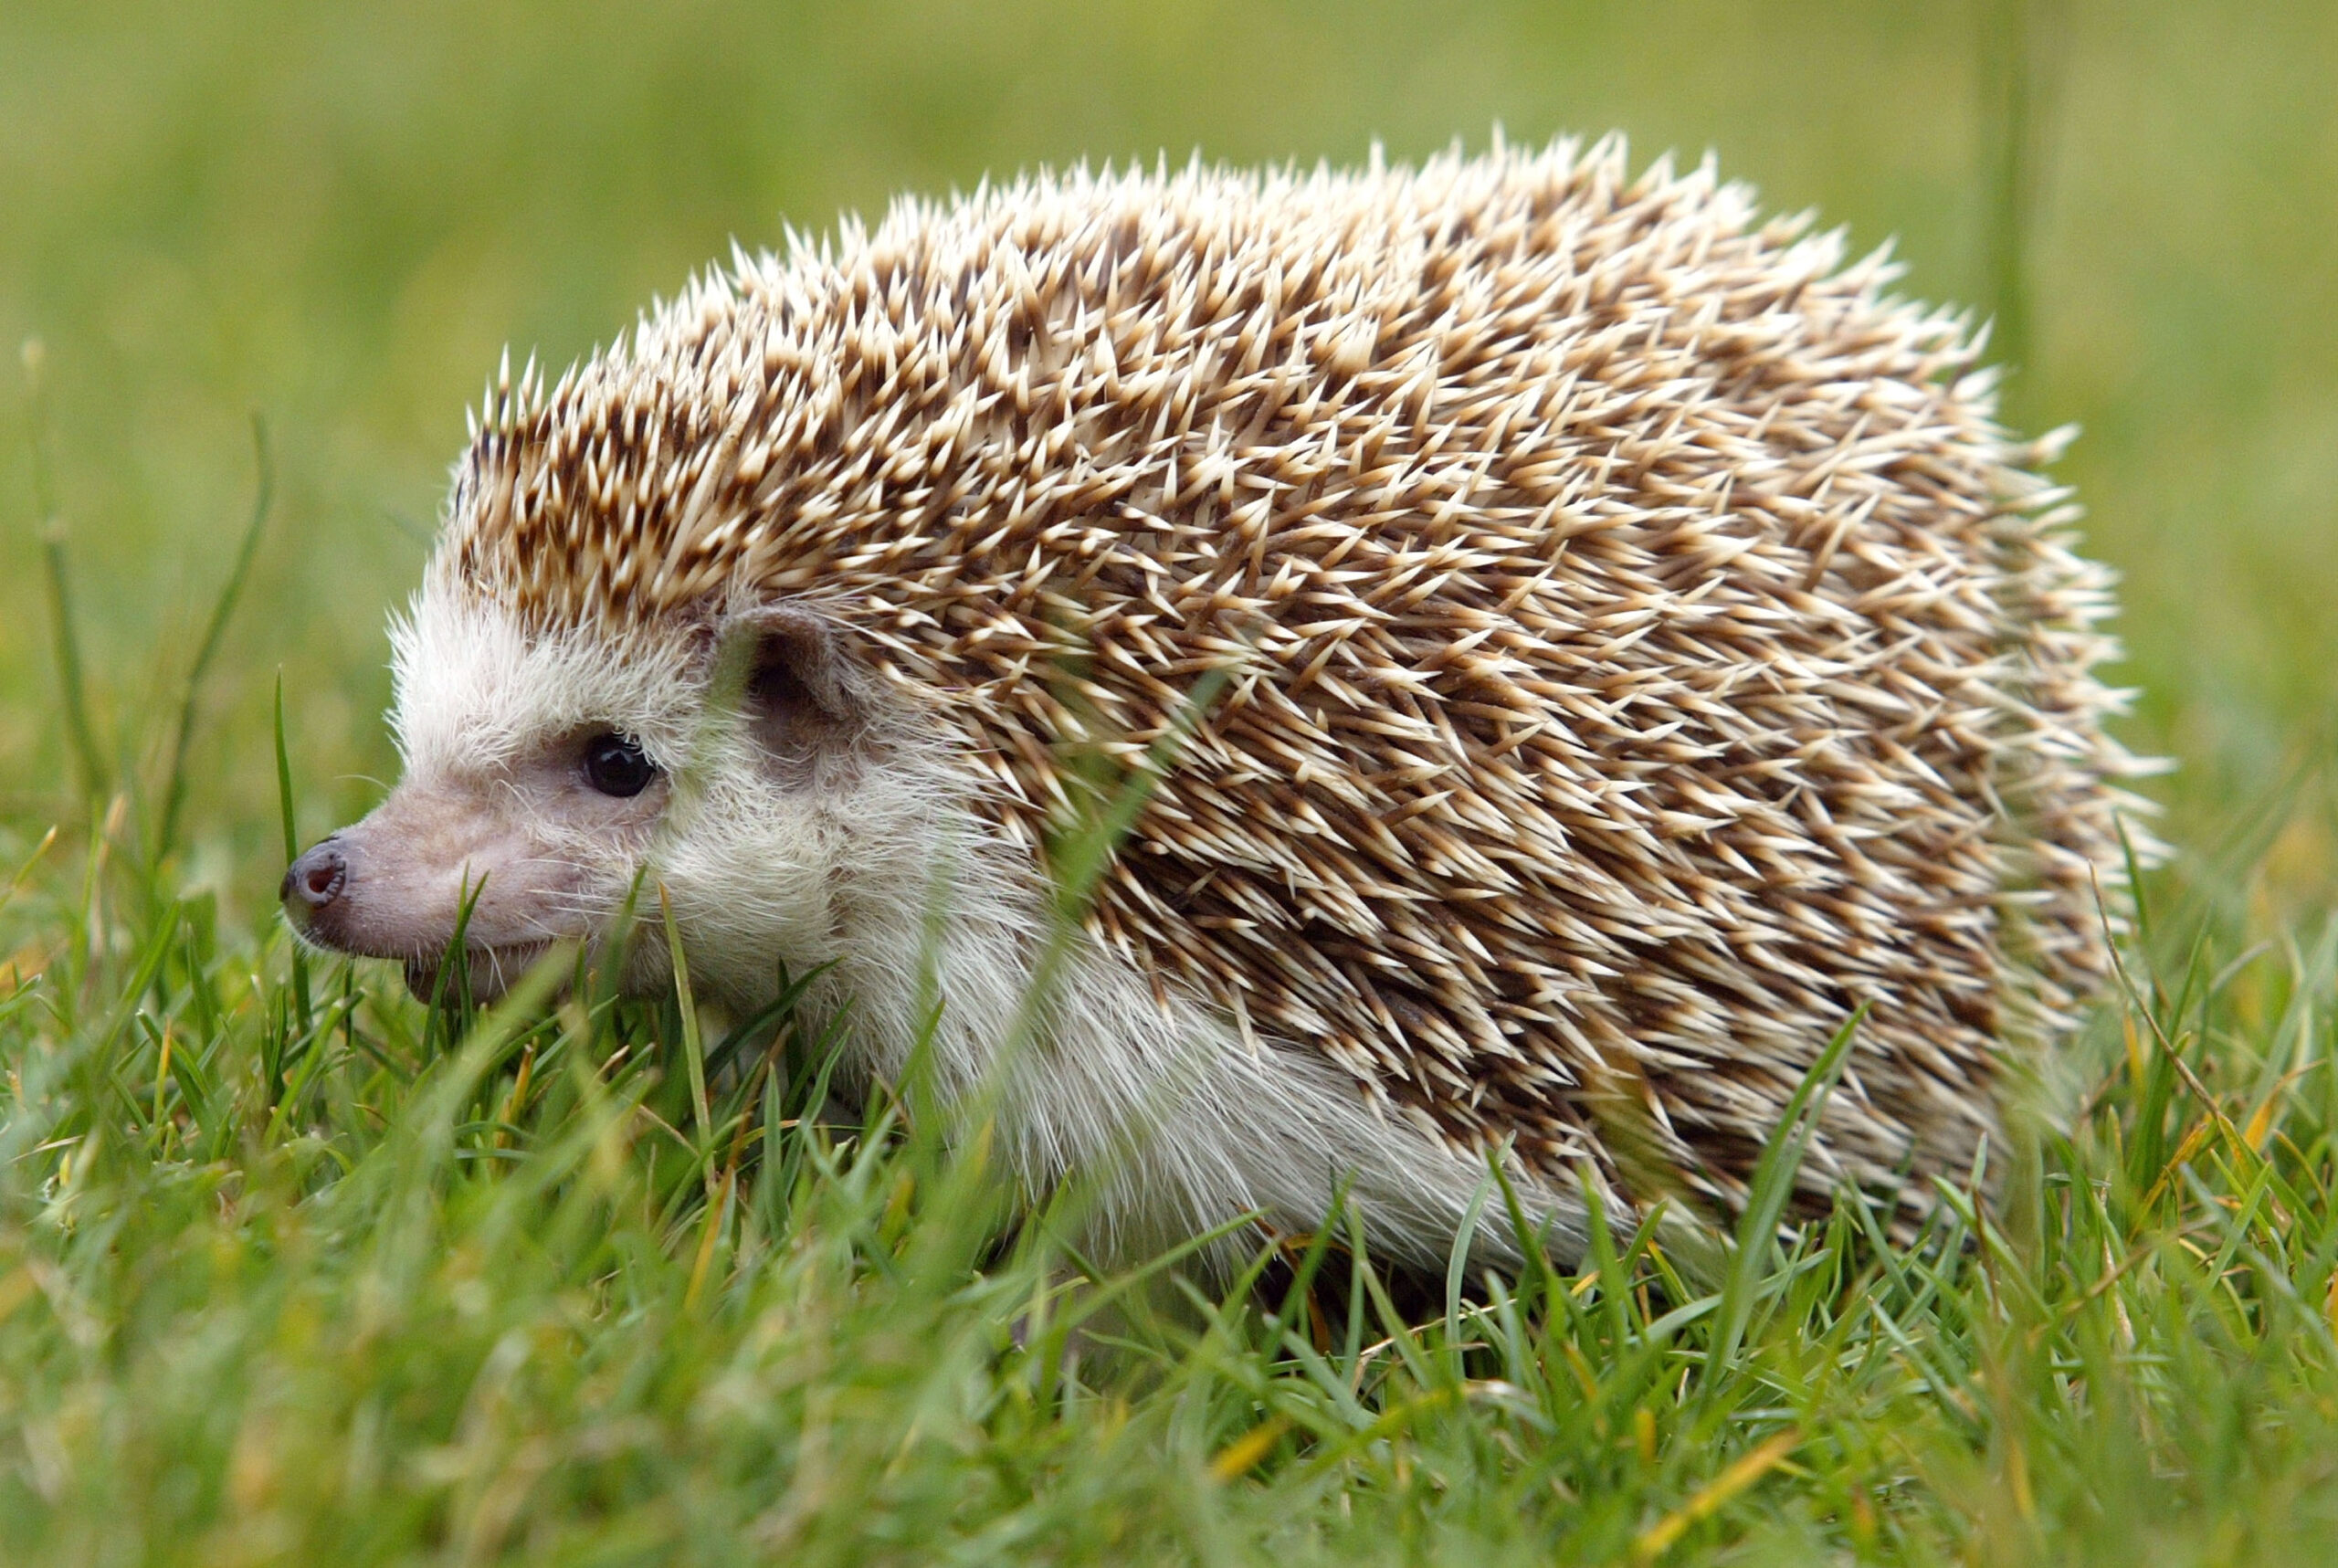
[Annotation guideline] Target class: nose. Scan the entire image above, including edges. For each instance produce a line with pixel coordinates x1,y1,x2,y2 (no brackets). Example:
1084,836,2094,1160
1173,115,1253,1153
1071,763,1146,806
281,839,348,915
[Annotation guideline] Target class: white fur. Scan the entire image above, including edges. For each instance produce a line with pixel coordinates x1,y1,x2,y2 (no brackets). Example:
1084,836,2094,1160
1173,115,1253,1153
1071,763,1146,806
389,574,706,780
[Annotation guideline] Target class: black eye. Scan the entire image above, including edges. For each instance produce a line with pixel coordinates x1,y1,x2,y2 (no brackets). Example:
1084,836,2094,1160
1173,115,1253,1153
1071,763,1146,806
583,732,658,797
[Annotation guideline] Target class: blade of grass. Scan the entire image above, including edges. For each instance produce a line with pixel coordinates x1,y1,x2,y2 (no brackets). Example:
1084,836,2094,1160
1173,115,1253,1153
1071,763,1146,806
1706,1005,1867,1380
658,881,713,1164
1633,1426,1801,1562
24,339,109,805
1,826,58,919
157,415,273,864
273,672,312,1035
1977,0,2062,414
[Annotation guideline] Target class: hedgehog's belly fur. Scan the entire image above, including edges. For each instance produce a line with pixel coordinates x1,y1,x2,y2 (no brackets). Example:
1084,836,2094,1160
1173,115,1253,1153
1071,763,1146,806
376,140,2145,1261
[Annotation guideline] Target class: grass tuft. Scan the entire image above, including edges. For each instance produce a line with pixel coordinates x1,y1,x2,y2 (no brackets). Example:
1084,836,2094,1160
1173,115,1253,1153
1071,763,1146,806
5,732,2338,1561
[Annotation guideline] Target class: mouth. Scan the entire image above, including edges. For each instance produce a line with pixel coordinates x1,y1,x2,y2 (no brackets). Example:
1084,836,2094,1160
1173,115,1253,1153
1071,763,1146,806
402,942,559,1005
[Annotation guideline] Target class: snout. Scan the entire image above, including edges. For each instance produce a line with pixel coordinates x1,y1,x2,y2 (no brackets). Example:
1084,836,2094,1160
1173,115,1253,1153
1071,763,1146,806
282,838,348,916
280,835,361,951
282,830,544,1003
279,824,448,962
278,792,617,1007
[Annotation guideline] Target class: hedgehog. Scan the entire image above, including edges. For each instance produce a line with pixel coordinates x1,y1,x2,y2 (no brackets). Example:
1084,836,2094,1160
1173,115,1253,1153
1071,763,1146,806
282,137,2149,1269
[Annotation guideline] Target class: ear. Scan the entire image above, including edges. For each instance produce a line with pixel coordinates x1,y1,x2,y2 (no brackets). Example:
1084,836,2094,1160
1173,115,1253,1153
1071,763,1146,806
724,603,866,785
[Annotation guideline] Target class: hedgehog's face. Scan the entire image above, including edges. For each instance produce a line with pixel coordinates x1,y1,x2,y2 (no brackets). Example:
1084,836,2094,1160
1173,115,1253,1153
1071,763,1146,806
282,584,887,1006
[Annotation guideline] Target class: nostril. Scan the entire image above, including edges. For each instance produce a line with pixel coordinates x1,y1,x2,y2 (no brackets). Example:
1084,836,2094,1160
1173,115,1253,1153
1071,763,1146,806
282,842,347,911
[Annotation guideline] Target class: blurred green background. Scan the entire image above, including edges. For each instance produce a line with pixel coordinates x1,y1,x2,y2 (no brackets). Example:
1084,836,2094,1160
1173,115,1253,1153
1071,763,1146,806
4,0,2334,935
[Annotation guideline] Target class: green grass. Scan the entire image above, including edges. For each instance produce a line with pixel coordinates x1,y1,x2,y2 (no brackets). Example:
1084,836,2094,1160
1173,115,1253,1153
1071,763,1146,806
5,0,2338,1561
7,725,2338,1565
10,750,2338,1567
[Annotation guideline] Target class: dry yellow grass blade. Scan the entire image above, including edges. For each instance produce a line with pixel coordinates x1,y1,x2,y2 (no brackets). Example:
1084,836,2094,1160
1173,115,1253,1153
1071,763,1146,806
1208,1415,1291,1482
1632,1427,1800,1562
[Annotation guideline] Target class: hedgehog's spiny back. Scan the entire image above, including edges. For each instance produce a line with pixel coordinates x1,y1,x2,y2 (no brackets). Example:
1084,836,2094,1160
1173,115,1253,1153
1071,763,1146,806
444,139,2146,1226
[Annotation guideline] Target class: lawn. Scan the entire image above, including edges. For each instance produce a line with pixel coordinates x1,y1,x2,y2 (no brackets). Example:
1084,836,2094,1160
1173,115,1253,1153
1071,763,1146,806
4,1,2337,1562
